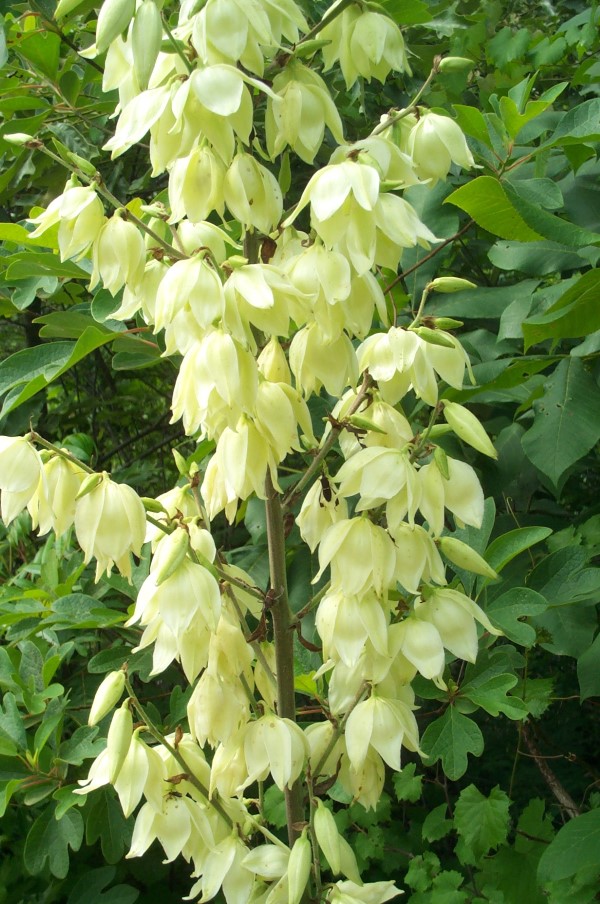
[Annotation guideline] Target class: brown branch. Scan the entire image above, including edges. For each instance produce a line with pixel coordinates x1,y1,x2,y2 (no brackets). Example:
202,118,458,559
521,723,580,819
384,219,475,297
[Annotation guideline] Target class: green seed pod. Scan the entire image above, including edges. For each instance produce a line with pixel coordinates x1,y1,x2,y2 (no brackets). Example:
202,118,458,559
132,0,163,90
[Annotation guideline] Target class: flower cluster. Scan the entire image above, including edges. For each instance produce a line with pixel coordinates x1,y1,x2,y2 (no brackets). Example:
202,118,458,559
3,0,500,901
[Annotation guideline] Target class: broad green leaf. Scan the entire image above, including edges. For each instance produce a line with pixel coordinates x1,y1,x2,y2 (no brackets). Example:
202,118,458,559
521,358,600,487
24,805,84,879
420,707,484,781
33,696,66,754
0,692,26,750
488,239,597,275
17,30,61,80
487,588,548,646
0,16,7,69
523,269,600,349
484,527,552,574
68,866,139,904
4,251,89,280
460,673,528,719
507,177,563,210
504,182,600,248
378,0,431,23
392,763,423,802
48,594,127,630
85,788,131,864
58,725,104,765
544,98,600,147
0,222,58,248
421,803,453,842
445,176,544,242
429,279,540,320
577,633,600,701
527,547,600,605
0,779,24,817
454,785,511,865
535,605,598,658
453,104,491,145
538,809,600,882
36,311,113,339
0,327,117,417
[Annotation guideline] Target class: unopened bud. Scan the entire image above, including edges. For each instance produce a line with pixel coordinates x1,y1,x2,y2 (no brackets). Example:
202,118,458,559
67,151,97,177
443,401,497,459
132,0,163,90
96,0,136,54
153,528,190,585
314,800,341,874
438,56,474,73
427,277,477,293
172,449,188,476
75,471,104,500
433,317,464,330
413,326,456,348
106,700,133,783
141,496,168,514
4,132,37,147
433,445,450,480
88,669,126,726
439,536,498,579
288,829,312,904
346,415,387,434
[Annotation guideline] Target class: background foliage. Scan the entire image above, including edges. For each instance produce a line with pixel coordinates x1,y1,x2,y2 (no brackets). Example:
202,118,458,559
0,0,599,901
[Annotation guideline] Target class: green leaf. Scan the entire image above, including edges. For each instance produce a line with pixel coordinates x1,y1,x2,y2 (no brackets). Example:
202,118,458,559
452,105,491,145
68,866,139,904
488,240,596,276
538,809,600,882
461,673,528,719
521,358,600,487
528,547,600,605
0,16,7,69
85,788,131,864
17,30,61,80
379,0,431,24
4,251,89,280
486,588,548,646
523,270,600,350
454,785,511,865
544,98,600,147
0,692,26,750
34,695,66,754
0,327,117,417
577,633,600,701
392,763,423,802
445,176,544,242
48,594,126,629
420,708,484,781
422,803,453,842
0,779,24,817
24,805,84,879
504,182,600,249
58,725,104,765
484,527,552,575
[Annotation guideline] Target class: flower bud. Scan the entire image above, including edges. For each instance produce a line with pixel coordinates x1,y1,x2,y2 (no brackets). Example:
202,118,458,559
88,669,126,726
106,700,133,783
433,317,464,330
439,536,498,579
438,56,474,72
3,132,36,146
413,326,456,348
313,800,361,883
427,277,477,293
288,829,312,904
257,338,292,384
96,0,136,55
132,0,162,90
0,436,44,525
152,528,190,585
224,153,283,235
55,0,86,18
75,471,104,500
443,401,497,459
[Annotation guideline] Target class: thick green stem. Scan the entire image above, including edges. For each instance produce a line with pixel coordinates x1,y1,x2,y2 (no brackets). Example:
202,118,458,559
264,471,304,843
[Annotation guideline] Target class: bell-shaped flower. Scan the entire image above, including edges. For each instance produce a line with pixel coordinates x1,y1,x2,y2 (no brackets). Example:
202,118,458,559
27,452,84,538
345,693,420,772
313,799,362,883
289,324,358,398
224,153,283,235
127,795,214,864
316,590,389,667
29,179,106,261
154,254,225,345
171,329,258,438
414,586,501,665
334,446,418,514
418,455,484,536
254,379,314,462
74,473,146,581
103,82,173,161
330,136,419,186
0,436,44,525
89,214,146,295
168,143,226,223
190,0,276,75
339,747,386,811
405,109,475,185
327,879,402,904
242,713,308,791
393,616,446,686
285,242,351,338
257,337,292,384
333,392,413,460
223,263,308,343
314,517,397,597
186,833,256,904
388,522,446,592
112,258,167,324
188,671,252,748
210,729,250,798
266,60,344,163
306,721,345,781
321,5,411,88
127,555,221,681
296,478,348,553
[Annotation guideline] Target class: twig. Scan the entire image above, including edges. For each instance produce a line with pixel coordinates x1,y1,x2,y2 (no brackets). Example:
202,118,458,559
521,723,580,819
